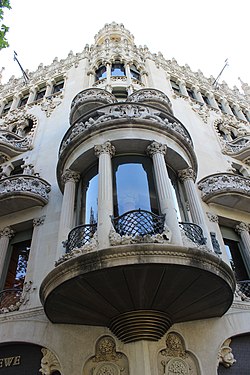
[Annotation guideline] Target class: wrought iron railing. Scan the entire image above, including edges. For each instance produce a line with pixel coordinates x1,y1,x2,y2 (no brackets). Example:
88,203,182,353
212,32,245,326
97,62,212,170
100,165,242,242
238,280,250,298
111,209,165,237
179,222,207,245
0,289,22,309
65,223,97,253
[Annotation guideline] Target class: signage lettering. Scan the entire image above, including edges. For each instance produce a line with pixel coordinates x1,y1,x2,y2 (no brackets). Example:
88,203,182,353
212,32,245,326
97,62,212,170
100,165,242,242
0,355,21,368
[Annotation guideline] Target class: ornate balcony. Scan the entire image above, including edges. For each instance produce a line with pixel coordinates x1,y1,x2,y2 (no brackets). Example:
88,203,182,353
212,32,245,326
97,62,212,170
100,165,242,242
41,210,235,343
0,130,31,157
238,280,250,298
128,89,173,115
64,223,97,253
0,175,51,216
0,289,22,311
222,135,250,162
198,173,250,213
179,222,207,245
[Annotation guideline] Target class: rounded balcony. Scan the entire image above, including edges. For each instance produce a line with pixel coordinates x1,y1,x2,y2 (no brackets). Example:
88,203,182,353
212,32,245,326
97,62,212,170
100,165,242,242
0,174,51,216
198,173,250,213
128,89,173,115
70,88,117,125
40,210,235,343
0,130,31,157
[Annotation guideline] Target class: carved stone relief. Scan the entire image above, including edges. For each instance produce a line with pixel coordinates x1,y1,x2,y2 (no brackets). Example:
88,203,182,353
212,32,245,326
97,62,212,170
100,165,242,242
83,335,129,375
218,338,236,368
40,347,62,375
158,332,199,375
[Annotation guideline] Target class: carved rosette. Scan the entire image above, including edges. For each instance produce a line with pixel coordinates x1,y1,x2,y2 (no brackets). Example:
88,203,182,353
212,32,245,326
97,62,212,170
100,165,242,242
147,141,167,157
83,336,129,375
158,332,199,375
40,347,62,375
62,169,80,184
178,167,195,182
94,141,115,157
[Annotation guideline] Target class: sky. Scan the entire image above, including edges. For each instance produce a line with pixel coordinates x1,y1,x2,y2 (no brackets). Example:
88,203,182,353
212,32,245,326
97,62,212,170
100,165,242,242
0,0,249,90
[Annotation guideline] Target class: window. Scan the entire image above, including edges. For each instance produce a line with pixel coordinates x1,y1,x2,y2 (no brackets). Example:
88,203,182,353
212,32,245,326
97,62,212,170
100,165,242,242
228,103,238,117
170,79,180,94
111,62,125,77
216,98,226,113
201,93,210,106
112,155,159,217
79,165,98,225
95,65,107,81
52,79,64,94
18,93,29,107
10,159,25,176
130,64,140,81
186,87,196,100
1,98,13,115
241,108,249,122
35,87,46,101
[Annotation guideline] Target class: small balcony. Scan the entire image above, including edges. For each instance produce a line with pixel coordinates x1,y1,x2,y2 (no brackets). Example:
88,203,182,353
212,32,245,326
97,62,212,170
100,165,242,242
40,210,235,343
222,135,250,162
198,173,250,213
0,175,51,216
238,280,250,298
0,130,31,157
0,288,22,312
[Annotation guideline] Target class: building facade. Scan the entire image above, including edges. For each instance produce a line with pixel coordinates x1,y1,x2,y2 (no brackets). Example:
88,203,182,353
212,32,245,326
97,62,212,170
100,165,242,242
0,22,249,374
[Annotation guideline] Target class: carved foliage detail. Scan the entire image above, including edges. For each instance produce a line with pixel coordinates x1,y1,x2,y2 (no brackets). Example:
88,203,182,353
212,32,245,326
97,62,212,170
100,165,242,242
218,338,236,368
158,332,199,375
40,347,61,375
83,336,129,375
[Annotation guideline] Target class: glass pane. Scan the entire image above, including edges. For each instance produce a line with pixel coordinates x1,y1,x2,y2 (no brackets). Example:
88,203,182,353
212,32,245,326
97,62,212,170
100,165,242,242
85,174,98,224
96,66,107,80
113,156,158,216
111,63,125,77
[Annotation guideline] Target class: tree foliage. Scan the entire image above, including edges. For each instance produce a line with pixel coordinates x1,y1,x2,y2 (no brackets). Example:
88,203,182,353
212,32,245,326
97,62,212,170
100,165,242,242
0,0,11,49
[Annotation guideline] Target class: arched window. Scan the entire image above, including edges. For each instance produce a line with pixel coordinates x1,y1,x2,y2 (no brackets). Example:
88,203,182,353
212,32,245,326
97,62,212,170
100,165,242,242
130,64,141,81
111,61,125,77
112,155,159,217
95,65,107,81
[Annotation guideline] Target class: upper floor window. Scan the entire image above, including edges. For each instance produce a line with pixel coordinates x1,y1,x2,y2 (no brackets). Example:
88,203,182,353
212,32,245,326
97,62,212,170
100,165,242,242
215,98,227,113
52,79,64,95
241,108,250,122
186,86,196,100
201,93,210,106
18,93,29,108
130,64,140,81
111,62,125,77
170,79,180,94
1,98,13,115
228,102,238,117
95,65,107,81
35,86,46,101
78,165,98,225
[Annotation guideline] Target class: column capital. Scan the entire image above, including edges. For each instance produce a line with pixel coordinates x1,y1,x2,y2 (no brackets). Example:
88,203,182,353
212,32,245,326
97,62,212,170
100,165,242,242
94,141,115,158
178,167,195,182
33,215,46,227
0,226,15,239
62,169,80,184
206,212,219,223
235,222,250,234
147,141,167,157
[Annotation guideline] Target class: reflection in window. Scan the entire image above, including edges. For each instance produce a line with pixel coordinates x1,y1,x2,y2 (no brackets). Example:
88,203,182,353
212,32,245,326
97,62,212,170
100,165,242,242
130,64,140,81
112,156,159,216
111,62,125,77
223,238,248,281
80,166,98,225
95,65,107,81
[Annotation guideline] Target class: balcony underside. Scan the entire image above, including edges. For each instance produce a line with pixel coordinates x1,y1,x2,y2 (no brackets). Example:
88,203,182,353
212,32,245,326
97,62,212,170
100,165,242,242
203,193,250,213
0,194,48,216
40,244,235,342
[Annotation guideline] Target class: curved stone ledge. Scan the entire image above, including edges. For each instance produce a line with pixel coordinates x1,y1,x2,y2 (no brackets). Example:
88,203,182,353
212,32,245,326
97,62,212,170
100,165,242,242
40,243,235,342
198,173,250,212
128,88,173,114
70,88,117,124
0,175,51,216
0,130,31,157
222,136,250,162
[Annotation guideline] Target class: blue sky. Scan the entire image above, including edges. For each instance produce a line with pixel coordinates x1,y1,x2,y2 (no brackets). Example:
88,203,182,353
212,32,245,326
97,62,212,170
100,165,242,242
0,0,249,90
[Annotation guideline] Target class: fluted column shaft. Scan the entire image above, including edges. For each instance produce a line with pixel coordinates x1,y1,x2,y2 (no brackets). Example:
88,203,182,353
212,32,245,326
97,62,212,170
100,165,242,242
95,141,115,249
179,168,212,249
147,142,182,245
57,169,80,257
235,222,250,271
25,216,45,280
0,227,15,279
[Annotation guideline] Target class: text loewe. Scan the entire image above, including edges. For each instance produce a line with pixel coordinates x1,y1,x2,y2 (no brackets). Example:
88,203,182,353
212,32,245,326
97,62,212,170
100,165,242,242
0,356,21,368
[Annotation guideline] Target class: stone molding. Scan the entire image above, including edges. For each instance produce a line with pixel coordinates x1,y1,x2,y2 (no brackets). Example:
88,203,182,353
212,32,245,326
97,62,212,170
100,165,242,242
94,141,115,157
198,173,250,201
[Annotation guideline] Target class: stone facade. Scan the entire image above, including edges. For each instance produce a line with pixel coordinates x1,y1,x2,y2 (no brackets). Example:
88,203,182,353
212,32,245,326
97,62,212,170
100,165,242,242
0,22,249,375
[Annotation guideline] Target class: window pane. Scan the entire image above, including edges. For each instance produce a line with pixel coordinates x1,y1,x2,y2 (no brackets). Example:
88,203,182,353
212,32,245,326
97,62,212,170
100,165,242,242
113,156,158,216
111,63,125,77
85,174,98,224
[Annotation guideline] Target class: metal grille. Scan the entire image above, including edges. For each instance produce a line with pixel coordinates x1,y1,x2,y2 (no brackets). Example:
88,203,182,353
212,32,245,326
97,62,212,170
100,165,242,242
179,222,207,245
111,209,165,237
0,289,22,309
238,280,250,297
65,224,97,253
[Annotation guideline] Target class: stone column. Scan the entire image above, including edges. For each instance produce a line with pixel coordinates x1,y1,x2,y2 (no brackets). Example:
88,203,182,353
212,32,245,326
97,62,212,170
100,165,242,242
0,227,15,279
147,141,182,245
178,80,188,96
56,169,80,257
94,141,115,249
235,222,250,272
178,167,212,249
194,88,204,103
125,63,132,85
106,63,111,85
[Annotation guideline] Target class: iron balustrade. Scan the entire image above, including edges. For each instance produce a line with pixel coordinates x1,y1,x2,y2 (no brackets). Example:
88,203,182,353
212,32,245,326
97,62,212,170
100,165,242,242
238,280,250,297
0,288,22,309
111,209,166,237
179,222,207,245
65,223,97,253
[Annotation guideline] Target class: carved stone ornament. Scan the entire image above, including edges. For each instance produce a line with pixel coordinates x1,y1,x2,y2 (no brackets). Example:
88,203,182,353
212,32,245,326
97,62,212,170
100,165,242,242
33,215,46,227
0,281,35,314
94,141,115,157
178,167,195,182
40,347,61,375
0,226,15,239
62,169,80,184
235,222,250,234
158,332,199,375
109,225,171,246
147,141,167,157
218,338,236,368
191,102,210,124
83,335,129,375
41,96,62,118
206,212,219,223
